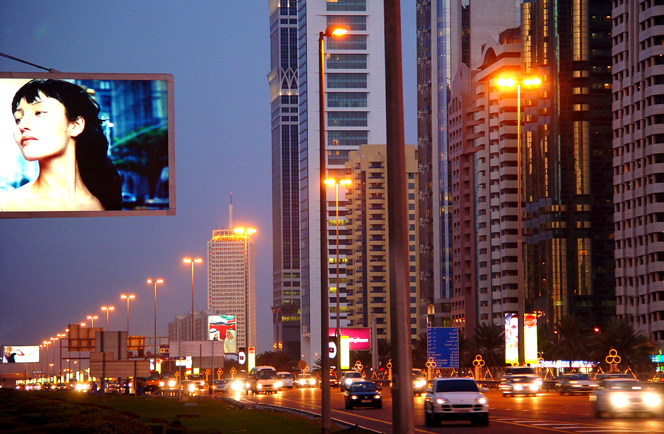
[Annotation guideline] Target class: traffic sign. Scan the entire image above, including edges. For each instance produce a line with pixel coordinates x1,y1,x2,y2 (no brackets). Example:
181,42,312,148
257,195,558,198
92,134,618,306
427,327,459,368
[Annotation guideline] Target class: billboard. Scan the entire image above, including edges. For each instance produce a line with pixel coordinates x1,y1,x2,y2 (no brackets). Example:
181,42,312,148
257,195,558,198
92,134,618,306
208,315,237,354
505,313,519,365
524,313,538,365
0,72,175,218
2,345,39,363
328,327,371,351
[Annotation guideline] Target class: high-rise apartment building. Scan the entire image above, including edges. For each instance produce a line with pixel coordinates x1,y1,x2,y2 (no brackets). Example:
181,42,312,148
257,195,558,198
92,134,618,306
612,0,664,347
344,144,422,342
296,0,387,365
445,0,614,338
416,0,518,331
207,229,256,350
268,0,302,360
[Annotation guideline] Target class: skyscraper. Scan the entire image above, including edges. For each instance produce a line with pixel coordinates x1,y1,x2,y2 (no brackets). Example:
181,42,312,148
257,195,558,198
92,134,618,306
612,0,664,346
207,228,256,350
269,0,302,360
296,0,387,365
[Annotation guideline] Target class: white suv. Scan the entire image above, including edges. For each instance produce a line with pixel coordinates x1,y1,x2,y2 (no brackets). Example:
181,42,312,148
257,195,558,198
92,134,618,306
246,366,282,394
340,371,364,391
424,378,489,427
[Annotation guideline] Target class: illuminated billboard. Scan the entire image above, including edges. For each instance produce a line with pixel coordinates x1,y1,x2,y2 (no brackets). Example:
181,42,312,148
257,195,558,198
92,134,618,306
0,72,175,218
328,327,370,351
208,315,237,354
524,313,538,365
2,345,39,363
505,313,519,365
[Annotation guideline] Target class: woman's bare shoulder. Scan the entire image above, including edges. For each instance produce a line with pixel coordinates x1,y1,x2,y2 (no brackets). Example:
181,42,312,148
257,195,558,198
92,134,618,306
0,184,39,212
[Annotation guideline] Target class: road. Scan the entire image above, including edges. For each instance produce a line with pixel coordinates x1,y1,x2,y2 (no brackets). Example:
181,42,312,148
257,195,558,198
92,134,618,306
228,386,664,434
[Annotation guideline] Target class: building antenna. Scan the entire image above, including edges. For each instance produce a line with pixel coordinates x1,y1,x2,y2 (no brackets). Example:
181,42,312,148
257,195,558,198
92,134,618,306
229,192,233,229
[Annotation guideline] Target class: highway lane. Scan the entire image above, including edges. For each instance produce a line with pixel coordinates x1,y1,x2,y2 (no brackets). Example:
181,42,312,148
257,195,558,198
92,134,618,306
231,386,664,434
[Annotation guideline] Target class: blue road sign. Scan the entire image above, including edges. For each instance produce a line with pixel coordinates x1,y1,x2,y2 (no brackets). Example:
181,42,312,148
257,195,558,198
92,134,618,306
427,327,459,368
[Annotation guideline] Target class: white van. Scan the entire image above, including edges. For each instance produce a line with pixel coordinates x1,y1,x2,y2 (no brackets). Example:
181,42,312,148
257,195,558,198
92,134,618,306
277,372,294,389
246,366,281,394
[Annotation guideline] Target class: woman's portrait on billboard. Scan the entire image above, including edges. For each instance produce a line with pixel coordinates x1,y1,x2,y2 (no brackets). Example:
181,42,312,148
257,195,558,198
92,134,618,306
0,79,121,211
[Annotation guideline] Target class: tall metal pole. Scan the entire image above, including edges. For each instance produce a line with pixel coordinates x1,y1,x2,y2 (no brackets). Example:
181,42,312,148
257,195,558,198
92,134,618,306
335,182,341,378
319,30,331,434
149,279,163,355
384,1,414,432
517,84,525,366
191,262,195,341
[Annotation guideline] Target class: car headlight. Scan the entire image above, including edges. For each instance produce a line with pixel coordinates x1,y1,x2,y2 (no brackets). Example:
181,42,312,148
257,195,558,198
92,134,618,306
529,383,539,391
159,381,165,387
345,379,353,385
414,379,427,388
514,384,523,391
436,397,449,405
257,383,263,390
232,381,243,391
610,393,629,408
534,379,543,386
476,396,487,405
374,394,381,399
188,384,196,392
308,379,316,385
168,380,176,388
351,394,358,400
200,381,205,386
644,393,662,407
275,381,282,389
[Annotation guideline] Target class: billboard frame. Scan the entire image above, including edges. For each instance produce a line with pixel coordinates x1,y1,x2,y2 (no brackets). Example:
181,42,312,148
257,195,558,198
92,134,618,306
0,71,175,218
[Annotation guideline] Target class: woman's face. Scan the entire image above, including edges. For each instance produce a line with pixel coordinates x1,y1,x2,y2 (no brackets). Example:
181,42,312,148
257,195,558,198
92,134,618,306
13,93,81,162
226,330,234,340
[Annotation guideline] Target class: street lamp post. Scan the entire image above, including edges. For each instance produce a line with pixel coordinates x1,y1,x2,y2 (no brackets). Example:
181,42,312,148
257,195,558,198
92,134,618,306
324,177,351,375
496,76,541,366
319,24,347,434
183,258,202,341
148,279,164,355
101,306,115,331
121,294,135,336
49,337,57,382
234,228,256,359
86,315,98,328
42,341,50,380
57,333,66,382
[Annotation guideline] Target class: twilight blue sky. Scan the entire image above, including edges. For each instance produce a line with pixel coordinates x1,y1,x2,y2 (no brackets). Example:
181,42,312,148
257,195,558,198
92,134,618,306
0,1,417,356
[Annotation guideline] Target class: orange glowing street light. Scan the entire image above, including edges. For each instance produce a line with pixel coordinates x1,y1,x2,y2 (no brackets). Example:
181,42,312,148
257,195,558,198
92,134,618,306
148,278,164,354
86,315,98,328
101,306,114,331
183,258,202,341
120,294,135,335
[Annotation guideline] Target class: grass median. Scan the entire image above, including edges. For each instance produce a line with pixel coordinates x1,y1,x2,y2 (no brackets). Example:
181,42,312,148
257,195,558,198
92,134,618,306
0,388,376,434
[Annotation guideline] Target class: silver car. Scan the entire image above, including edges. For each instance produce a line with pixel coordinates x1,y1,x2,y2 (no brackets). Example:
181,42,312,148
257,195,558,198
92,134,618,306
557,373,598,395
591,379,663,418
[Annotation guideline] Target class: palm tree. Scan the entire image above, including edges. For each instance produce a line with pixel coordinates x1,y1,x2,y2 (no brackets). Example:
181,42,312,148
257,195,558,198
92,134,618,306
412,333,427,370
590,317,655,374
256,351,297,372
472,323,505,367
552,314,591,361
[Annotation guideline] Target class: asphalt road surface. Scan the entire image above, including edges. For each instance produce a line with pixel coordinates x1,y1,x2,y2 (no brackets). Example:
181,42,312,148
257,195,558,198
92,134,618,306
229,386,664,434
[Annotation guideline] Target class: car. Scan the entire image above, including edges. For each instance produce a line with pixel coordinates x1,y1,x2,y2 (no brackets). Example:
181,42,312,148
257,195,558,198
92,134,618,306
557,373,598,395
180,380,197,395
277,372,294,389
105,381,121,394
500,374,542,397
344,381,382,409
187,374,208,391
590,379,663,418
424,378,489,426
412,369,428,396
246,366,282,394
159,375,178,391
229,374,248,393
296,373,317,388
340,371,364,391
211,379,228,394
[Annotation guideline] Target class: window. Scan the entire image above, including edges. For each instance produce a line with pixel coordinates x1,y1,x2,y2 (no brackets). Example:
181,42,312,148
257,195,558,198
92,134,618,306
327,92,367,108
328,130,368,146
328,73,368,89
327,54,367,69
328,111,368,127
327,15,367,31
326,0,366,12
327,35,367,50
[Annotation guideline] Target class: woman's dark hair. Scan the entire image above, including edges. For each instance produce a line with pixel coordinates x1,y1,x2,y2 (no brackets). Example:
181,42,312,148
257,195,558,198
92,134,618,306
12,79,122,210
